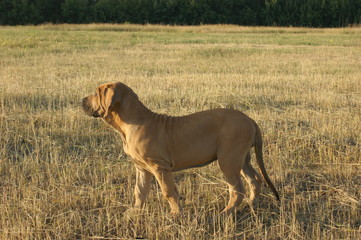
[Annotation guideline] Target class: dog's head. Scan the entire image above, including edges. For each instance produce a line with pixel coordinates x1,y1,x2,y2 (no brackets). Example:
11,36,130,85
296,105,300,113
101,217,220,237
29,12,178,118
82,82,121,118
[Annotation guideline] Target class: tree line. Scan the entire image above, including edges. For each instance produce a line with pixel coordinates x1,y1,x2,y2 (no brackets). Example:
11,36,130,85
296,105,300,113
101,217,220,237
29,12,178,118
1,0,360,27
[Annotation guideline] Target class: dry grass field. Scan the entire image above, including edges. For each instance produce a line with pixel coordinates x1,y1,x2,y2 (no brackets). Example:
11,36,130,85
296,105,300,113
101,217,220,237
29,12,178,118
0,24,360,239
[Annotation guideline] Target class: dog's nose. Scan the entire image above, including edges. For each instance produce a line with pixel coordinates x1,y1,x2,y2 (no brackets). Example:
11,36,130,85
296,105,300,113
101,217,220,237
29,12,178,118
82,97,94,117
82,97,90,109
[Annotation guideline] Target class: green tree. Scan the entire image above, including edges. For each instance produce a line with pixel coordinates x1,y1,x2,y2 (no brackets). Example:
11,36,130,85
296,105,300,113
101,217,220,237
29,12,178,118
35,0,64,23
62,0,91,23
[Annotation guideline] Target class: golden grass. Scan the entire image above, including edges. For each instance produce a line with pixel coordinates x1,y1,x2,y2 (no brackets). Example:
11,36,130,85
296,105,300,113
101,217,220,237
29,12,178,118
0,24,360,239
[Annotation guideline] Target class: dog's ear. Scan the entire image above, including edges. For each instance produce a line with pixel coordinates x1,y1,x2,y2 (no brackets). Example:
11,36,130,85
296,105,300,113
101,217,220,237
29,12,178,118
97,85,121,118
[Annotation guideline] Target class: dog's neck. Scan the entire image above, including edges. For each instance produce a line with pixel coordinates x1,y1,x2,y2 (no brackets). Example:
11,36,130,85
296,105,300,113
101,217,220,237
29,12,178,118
104,94,152,136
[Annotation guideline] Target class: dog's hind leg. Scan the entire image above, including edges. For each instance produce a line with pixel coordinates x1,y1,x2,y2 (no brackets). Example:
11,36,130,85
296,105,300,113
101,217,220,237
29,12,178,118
241,152,262,206
218,151,247,215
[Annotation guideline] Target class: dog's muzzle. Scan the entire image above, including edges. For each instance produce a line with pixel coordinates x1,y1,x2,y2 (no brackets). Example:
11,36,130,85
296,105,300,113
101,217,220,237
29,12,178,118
82,97,100,118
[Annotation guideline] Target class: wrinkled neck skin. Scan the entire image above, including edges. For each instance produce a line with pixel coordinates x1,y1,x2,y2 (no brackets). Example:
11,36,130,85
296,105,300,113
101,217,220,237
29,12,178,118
102,94,152,138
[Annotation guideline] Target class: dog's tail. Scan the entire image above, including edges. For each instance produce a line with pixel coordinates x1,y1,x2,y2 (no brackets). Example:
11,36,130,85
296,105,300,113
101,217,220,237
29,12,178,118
254,122,280,201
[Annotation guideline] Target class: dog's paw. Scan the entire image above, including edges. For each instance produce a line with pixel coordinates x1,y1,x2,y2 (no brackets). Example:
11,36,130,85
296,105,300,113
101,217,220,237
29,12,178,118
123,207,144,221
170,209,182,217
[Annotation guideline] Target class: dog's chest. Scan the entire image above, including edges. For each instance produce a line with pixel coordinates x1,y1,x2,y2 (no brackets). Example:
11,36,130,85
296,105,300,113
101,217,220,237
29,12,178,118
124,133,171,169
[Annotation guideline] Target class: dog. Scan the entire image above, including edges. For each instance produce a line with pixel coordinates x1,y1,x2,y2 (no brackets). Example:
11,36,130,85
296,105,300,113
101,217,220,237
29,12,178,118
82,82,280,215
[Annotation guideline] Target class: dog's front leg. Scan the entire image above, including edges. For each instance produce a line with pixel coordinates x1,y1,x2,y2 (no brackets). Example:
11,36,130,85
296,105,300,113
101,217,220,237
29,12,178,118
152,168,182,215
134,168,153,209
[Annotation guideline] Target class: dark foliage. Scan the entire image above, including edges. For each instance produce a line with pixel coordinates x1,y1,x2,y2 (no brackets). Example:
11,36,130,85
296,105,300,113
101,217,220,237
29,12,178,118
0,0,360,27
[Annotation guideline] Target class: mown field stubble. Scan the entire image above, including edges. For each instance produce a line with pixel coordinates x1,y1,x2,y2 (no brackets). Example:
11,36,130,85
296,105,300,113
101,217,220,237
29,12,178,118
0,24,360,239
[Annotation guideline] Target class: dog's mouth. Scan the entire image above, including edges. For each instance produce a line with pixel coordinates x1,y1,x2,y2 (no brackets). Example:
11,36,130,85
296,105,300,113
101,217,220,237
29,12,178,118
92,111,101,118
82,97,100,118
